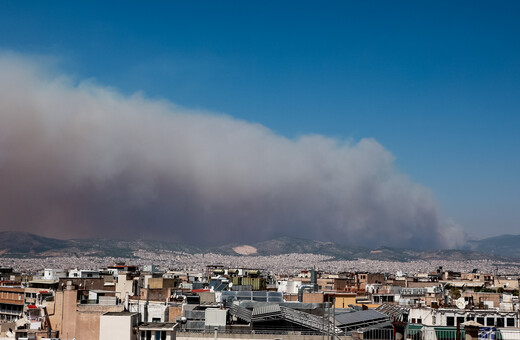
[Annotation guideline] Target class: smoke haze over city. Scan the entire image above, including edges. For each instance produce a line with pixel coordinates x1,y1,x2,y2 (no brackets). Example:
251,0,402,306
0,55,465,248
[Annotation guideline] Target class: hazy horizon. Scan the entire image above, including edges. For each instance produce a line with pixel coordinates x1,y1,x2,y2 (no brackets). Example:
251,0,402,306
0,2,519,247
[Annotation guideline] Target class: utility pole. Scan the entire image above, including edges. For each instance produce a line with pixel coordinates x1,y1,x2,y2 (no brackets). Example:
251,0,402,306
327,296,331,340
322,299,325,340
332,296,336,340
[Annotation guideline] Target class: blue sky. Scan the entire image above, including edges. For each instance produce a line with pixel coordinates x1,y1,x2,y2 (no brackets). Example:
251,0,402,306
1,1,519,239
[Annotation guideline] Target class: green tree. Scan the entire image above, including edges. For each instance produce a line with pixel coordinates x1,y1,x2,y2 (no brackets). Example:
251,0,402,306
450,287,461,299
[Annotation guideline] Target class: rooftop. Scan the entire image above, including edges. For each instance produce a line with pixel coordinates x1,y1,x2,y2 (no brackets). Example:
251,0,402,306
103,311,138,316
138,322,177,330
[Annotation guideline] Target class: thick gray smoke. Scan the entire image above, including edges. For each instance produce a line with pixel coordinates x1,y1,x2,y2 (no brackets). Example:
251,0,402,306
0,55,465,248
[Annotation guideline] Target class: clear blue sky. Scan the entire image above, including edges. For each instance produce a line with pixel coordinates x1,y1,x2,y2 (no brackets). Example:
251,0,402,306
1,1,519,238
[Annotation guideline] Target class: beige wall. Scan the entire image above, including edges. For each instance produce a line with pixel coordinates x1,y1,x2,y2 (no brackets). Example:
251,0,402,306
334,294,356,308
494,277,520,290
47,288,125,340
407,281,441,288
99,314,137,340
75,305,125,340
47,289,77,340
462,292,500,307
198,292,215,304
117,274,136,299
283,294,298,302
169,305,183,322
302,292,323,303
317,278,334,291
333,278,349,291
149,278,178,289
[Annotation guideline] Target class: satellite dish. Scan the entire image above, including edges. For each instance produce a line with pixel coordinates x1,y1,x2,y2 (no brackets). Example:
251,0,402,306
456,297,467,309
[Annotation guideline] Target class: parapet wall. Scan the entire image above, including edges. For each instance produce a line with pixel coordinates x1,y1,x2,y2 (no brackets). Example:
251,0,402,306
177,332,353,340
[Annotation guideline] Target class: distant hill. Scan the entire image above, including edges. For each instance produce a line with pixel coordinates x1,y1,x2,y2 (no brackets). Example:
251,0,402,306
0,231,69,256
0,231,201,258
230,236,510,262
466,234,520,259
0,231,517,261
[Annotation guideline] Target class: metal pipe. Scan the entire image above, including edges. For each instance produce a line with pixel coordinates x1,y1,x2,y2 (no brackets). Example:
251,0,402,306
298,284,315,302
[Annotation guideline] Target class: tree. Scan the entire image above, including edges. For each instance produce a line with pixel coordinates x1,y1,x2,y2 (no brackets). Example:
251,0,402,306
450,287,461,299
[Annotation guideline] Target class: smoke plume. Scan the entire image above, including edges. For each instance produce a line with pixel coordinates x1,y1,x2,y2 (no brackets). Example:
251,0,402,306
0,55,465,248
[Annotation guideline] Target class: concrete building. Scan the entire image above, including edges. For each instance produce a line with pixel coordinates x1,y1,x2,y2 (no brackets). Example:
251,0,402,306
116,272,139,300
128,300,169,323
277,279,302,294
333,293,357,308
68,269,100,279
43,269,67,280
106,264,139,278
0,286,24,322
99,311,139,340
408,307,518,328
137,322,177,340
58,277,113,292
204,308,226,331
48,284,125,340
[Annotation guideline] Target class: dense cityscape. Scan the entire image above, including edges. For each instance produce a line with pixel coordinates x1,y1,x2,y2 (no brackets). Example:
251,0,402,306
0,250,518,339
4,251,520,277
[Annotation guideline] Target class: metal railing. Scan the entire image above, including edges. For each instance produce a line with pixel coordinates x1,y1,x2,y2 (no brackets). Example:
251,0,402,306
355,328,395,340
405,327,465,340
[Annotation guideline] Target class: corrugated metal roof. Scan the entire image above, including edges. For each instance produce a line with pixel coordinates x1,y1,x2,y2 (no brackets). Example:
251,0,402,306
335,310,388,327
360,321,394,330
230,304,252,322
376,303,409,321
252,304,281,316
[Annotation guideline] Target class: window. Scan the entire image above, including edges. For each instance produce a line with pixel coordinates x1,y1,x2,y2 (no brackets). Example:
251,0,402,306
457,317,465,325
417,319,422,324
486,317,495,326
447,316,455,326
507,318,515,327
477,317,485,325
497,318,504,327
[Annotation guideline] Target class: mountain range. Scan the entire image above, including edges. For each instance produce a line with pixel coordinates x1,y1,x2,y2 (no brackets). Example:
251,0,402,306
0,231,518,262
